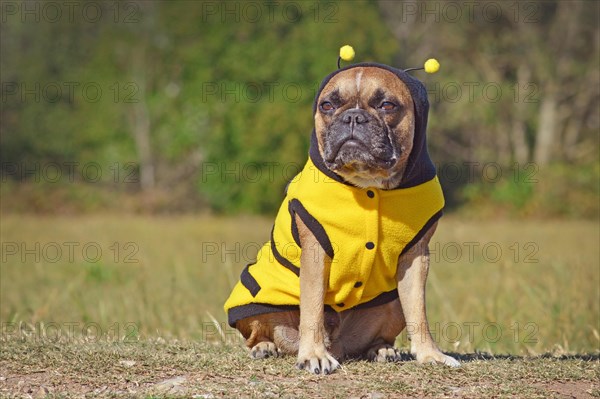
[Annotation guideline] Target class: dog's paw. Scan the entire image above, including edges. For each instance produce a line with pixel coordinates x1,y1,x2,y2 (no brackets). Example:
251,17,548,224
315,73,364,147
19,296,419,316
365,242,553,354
296,346,340,375
416,350,460,367
250,341,279,359
367,344,400,363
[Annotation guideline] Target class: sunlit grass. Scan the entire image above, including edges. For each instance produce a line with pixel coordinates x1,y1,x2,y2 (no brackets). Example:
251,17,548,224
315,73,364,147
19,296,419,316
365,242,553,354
419,218,600,355
1,215,598,355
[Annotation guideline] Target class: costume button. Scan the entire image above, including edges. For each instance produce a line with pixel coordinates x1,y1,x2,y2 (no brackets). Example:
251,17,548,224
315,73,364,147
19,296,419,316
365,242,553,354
365,242,375,250
354,281,363,288
367,190,375,198
337,302,345,307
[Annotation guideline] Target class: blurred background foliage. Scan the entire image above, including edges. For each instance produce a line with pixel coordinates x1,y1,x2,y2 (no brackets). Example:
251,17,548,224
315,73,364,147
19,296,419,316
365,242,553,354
1,0,598,217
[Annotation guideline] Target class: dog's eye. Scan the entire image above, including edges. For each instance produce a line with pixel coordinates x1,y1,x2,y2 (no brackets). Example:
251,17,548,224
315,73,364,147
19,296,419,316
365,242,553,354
320,101,335,112
379,101,396,111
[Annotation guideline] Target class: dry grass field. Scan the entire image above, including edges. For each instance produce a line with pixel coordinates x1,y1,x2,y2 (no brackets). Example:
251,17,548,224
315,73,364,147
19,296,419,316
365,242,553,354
1,214,598,397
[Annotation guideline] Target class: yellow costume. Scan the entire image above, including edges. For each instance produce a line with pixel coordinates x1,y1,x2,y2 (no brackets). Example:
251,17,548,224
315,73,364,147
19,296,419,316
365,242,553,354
224,158,444,326
226,48,443,326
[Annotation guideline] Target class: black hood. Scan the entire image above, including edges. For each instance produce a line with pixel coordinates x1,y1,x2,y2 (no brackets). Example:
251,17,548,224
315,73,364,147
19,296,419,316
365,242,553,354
309,62,436,189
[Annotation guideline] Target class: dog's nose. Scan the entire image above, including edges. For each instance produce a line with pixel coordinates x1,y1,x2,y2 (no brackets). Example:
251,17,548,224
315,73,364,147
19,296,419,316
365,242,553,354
342,109,370,124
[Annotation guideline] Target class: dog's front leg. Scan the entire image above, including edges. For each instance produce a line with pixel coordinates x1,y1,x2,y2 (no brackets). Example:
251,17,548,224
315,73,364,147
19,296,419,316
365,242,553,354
294,215,340,375
396,222,460,367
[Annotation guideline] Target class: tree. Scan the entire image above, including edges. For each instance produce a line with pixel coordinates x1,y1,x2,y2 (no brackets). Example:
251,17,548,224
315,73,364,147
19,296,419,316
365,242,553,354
378,0,599,166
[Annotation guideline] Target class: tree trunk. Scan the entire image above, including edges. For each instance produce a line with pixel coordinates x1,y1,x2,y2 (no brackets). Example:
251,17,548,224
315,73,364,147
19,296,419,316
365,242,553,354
128,43,155,191
533,94,557,166
511,65,531,164
130,100,155,191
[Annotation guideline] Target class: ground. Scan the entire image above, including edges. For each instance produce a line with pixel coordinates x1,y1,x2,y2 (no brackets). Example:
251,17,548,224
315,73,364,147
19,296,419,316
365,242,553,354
1,339,598,398
1,215,598,397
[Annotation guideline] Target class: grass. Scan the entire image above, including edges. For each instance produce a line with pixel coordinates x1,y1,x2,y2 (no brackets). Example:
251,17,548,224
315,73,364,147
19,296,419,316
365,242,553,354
1,338,598,398
1,214,599,397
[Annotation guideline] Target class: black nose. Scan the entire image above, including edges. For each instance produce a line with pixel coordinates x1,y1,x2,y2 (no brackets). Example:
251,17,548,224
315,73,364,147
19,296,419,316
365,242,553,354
342,109,370,124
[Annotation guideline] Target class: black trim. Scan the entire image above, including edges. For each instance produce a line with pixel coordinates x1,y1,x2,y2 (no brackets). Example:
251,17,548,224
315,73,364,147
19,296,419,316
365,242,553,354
289,204,301,247
400,209,444,256
240,263,261,297
228,303,337,327
288,198,334,259
227,291,400,327
270,226,300,276
352,289,399,310
229,303,299,327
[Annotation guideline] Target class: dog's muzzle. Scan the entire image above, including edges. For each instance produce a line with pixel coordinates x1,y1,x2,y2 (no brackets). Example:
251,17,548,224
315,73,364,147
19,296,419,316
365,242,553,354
324,109,396,169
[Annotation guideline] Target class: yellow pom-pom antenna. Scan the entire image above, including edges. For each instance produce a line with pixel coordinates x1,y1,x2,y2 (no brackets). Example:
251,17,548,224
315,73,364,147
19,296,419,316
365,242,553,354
338,45,355,68
424,58,440,74
404,58,441,74
339,45,355,61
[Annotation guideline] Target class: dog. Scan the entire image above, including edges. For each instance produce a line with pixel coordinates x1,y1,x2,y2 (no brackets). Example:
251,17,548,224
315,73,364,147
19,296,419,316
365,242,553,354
224,62,460,374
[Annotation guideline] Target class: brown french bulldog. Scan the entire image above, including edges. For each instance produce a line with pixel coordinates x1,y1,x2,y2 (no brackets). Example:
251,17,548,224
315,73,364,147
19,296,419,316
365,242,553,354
224,63,460,374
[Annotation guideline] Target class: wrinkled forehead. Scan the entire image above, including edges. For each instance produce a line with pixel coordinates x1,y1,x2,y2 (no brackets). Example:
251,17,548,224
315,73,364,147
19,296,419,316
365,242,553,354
318,66,412,102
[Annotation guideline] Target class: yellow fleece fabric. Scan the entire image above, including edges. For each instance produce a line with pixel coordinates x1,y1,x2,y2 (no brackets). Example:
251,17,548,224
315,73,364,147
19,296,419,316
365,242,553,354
224,158,444,322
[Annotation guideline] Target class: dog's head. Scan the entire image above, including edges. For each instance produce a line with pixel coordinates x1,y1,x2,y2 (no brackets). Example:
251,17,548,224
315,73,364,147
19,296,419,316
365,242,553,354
311,64,435,190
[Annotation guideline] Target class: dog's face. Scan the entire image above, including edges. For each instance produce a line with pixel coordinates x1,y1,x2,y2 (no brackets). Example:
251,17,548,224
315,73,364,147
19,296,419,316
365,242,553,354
315,67,415,189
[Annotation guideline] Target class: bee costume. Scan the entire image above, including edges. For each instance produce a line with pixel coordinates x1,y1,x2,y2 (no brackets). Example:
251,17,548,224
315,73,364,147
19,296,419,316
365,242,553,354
225,47,443,327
